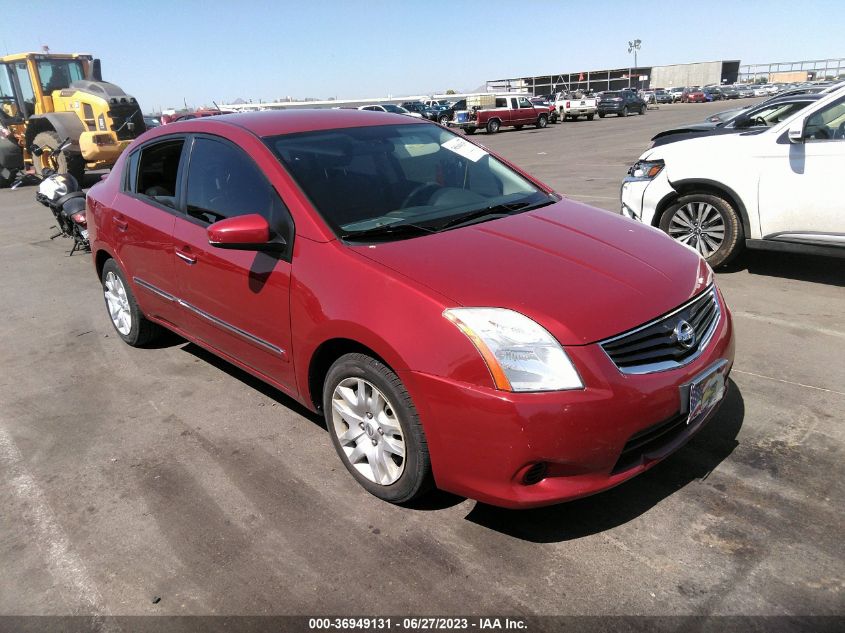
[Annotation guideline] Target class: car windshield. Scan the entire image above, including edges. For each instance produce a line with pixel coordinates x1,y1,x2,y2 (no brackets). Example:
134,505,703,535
382,104,405,114
266,123,553,241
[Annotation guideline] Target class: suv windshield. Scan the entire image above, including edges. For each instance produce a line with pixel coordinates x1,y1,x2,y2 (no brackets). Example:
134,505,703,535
266,123,553,241
36,59,84,93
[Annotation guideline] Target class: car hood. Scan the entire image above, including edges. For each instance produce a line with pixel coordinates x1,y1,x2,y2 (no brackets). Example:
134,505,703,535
350,201,710,346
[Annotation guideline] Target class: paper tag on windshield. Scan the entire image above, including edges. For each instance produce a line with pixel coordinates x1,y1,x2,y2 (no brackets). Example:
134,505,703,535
441,137,487,162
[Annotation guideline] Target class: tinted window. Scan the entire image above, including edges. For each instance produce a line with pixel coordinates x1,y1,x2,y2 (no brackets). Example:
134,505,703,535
495,98,507,108
185,137,286,228
131,139,185,209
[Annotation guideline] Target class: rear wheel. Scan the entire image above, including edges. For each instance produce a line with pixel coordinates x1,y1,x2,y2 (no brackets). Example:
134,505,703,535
598,112,606,118
101,259,162,346
587,114,595,121
324,353,432,504
464,126,476,135
486,119,500,133
659,193,742,267
32,130,84,184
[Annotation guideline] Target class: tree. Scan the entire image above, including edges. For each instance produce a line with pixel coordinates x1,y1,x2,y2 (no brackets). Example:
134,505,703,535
446,89,456,95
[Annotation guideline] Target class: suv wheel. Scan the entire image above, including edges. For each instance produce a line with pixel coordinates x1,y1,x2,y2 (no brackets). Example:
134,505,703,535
659,193,742,267
620,106,628,117
639,105,646,115
323,353,432,504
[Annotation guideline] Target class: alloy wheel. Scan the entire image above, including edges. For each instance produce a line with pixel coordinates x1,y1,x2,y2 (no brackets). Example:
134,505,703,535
104,271,132,335
668,201,726,259
331,377,405,485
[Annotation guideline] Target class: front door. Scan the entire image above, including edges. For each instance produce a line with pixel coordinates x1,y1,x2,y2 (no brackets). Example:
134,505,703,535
172,135,296,392
757,96,845,243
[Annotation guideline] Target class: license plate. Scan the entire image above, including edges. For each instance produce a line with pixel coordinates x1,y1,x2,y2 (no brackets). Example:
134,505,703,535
686,361,728,424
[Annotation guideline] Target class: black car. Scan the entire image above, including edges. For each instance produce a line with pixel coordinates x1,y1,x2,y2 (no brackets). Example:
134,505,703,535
650,93,823,146
597,90,647,117
401,101,439,120
432,99,465,125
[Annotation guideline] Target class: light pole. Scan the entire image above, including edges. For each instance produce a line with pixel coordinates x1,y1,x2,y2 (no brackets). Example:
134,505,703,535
628,39,641,88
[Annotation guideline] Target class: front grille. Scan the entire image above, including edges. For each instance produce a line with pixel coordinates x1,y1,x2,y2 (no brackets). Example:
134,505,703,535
612,411,687,474
108,105,146,140
601,287,719,374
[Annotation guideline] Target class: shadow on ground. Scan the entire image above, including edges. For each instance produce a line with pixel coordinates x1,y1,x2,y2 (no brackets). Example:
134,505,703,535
464,379,744,542
722,251,844,287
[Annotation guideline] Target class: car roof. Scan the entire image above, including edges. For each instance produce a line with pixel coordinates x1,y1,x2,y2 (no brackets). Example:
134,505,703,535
176,109,423,137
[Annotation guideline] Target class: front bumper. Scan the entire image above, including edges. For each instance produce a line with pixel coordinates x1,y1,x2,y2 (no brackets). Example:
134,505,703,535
620,170,677,226
405,300,735,508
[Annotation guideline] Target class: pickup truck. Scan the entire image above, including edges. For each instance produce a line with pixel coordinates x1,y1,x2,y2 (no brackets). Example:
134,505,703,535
448,94,549,134
553,92,598,121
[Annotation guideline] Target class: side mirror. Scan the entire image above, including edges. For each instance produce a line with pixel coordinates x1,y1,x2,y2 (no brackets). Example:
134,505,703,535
788,120,805,144
207,214,285,251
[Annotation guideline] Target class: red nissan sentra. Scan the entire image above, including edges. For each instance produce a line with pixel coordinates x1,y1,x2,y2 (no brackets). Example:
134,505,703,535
86,110,734,509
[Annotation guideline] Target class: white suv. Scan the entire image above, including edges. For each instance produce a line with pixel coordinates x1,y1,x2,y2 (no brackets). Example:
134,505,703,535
620,87,845,266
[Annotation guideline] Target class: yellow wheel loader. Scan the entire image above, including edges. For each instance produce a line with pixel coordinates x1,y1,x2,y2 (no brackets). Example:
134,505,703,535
0,52,145,187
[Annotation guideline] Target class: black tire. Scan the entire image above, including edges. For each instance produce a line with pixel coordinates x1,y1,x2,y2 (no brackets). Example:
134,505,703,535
33,130,85,184
587,114,595,121
323,353,433,504
100,259,162,346
486,119,500,134
536,115,547,129
464,127,476,135
438,115,450,125
639,105,647,115
619,106,628,117
659,193,743,268
598,112,606,118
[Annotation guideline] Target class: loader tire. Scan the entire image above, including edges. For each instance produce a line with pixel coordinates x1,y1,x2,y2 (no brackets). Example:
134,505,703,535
33,131,85,186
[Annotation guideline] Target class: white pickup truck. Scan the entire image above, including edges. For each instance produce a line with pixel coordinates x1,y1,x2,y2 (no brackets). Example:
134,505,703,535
553,92,598,121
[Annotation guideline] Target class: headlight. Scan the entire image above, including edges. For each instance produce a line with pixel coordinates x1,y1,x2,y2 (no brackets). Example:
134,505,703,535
443,308,583,392
627,159,664,180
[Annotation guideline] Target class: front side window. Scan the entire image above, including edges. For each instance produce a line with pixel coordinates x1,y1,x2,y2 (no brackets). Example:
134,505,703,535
36,60,84,93
518,97,532,108
13,62,35,117
267,123,554,241
804,97,845,141
185,137,288,232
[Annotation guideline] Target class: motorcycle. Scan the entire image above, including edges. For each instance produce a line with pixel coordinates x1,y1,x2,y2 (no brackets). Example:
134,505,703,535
32,138,89,255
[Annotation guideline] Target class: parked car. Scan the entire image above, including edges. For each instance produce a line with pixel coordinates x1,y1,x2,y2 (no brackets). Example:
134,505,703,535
734,85,755,98
401,101,439,120
720,86,739,100
553,91,598,120
650,93,823,147
433,99,465,125
358,104,423,119
597,90,647,117
621,86,845,267
86,109,735,508
449,94,549,133
161,109,234,124
681,87,707,103
753,85,770,97
530,98,559,123
668,87,686,102
641,90,656,104
702,87,724,102
143,116,161,128
654,89,673,104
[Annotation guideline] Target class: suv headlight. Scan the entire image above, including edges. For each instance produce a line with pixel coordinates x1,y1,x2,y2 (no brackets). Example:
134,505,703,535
443,308,583,392
627,159,664,180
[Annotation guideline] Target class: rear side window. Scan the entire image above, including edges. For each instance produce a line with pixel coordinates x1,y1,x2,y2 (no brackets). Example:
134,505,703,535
185,137,290,236
126,139,185,209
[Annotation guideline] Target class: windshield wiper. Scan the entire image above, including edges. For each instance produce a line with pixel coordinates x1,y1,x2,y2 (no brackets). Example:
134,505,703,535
339,222,435,242
434,198,555,232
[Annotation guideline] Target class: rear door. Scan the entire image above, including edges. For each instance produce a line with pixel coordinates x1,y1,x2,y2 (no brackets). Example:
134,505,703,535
172,134,296,391
109,137,186,326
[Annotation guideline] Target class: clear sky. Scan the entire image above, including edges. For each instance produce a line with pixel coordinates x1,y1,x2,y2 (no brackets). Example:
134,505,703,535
3,0,842,111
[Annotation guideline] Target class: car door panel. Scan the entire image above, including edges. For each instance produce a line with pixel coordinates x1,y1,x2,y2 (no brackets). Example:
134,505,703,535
173,135,296,391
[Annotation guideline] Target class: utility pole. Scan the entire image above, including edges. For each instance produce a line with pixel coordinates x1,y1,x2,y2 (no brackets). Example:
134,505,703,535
628,39,641,89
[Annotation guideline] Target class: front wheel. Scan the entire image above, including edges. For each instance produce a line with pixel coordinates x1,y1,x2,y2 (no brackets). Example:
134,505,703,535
536,115,547,129
619,106,628,117
659,193,742,267
438,115,450,125
101,259,162,346
639,105,646,115
324,353,432,504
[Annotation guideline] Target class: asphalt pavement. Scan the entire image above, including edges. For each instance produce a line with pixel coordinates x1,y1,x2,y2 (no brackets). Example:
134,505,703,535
0,100,842,623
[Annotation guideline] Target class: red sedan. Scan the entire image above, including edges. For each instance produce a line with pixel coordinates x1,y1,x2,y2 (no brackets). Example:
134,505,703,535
86,110,734,508
682,88,707,103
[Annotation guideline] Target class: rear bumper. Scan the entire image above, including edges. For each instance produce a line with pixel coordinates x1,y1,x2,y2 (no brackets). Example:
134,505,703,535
406,299,735,508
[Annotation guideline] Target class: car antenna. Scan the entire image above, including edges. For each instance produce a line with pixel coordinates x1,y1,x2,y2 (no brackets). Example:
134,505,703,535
212,100,222,111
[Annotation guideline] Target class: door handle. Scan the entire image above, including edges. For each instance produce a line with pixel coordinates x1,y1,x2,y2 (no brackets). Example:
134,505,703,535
176,250,197,265
113,216,128,231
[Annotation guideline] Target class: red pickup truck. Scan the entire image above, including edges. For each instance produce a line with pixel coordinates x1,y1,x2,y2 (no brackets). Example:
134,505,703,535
448,94,549,134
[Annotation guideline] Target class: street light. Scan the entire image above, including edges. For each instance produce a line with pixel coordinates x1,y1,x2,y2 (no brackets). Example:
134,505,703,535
628,39,641,88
